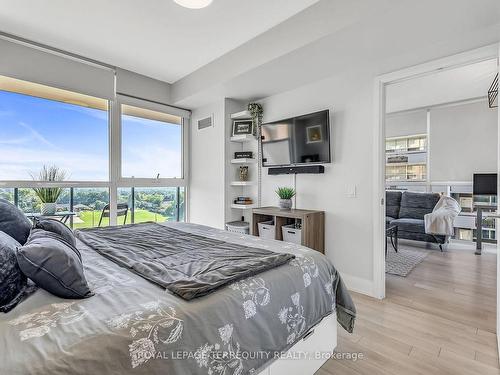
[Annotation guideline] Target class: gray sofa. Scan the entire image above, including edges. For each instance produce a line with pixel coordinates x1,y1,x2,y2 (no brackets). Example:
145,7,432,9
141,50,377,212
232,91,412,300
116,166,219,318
386,191,446,249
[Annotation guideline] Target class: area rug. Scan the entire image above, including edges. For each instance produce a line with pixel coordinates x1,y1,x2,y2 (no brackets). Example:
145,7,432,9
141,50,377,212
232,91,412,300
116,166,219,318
386,247,429,277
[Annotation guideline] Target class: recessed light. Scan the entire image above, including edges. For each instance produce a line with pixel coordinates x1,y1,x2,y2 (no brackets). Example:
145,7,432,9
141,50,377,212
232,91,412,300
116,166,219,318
174,0,213,9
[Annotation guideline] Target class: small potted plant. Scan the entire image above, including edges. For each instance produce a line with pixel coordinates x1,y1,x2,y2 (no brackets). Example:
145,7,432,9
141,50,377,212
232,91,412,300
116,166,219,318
31,165,67,215
276,187,296,210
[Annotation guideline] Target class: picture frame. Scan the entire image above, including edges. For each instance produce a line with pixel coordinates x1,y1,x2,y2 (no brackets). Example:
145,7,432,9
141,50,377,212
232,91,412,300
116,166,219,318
232,120,254,136
306,124,323,143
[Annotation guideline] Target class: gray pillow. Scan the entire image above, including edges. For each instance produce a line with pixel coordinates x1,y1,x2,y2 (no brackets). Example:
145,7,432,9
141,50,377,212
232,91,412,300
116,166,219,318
0,231,37,312
0,198,32,244
34,218,76,247
17,229,93,299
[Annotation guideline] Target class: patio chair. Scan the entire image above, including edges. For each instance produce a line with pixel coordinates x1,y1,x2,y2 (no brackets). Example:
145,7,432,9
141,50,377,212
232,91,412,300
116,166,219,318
98,203,129,226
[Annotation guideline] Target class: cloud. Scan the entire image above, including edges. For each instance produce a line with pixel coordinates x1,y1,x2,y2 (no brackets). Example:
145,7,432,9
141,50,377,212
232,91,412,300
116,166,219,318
18,122,57,148
0,146,109,181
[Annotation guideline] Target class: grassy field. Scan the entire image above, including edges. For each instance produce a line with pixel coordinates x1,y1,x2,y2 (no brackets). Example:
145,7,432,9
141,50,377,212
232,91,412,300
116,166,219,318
72,209,168,229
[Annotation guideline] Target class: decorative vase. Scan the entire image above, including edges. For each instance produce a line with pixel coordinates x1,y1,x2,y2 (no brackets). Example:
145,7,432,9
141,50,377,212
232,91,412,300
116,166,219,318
40,202,57,215
279,198,292,210
239,166,249,181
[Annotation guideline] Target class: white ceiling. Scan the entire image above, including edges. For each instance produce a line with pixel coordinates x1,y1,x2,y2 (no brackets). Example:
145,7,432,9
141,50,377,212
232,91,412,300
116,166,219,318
386,59,498,113
0,0,319,83
170,0,500,107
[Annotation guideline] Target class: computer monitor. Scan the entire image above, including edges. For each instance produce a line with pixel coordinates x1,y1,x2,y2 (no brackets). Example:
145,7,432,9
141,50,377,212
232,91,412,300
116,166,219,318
473,173,497,195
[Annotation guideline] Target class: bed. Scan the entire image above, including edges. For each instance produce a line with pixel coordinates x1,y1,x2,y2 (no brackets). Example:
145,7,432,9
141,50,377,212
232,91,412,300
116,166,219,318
0,222,355,375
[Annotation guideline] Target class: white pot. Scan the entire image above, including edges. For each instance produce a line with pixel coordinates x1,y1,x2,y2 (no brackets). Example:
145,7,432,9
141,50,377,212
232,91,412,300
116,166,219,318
278,198,292,210
41,202,57,215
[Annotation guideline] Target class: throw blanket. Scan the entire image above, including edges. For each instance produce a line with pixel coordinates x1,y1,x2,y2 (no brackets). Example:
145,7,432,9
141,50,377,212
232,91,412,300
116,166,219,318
75,222,295,300
424,196,461,236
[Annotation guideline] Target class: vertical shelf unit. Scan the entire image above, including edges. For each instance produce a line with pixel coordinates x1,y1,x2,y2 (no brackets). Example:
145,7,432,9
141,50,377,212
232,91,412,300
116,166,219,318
226,109,259,232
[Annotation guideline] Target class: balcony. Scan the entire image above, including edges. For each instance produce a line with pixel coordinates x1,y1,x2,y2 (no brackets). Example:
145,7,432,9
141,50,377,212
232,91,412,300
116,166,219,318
0,187,185,229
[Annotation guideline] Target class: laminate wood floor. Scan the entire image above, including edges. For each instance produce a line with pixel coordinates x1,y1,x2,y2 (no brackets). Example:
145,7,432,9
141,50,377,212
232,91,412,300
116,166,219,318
319,241,499,375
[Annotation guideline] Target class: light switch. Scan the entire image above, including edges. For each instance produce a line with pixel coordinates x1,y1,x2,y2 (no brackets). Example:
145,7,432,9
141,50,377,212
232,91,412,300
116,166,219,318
346,184,357,198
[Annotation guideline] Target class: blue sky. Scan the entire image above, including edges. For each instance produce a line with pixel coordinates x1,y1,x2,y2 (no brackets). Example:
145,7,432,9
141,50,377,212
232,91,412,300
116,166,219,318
0,90,181,181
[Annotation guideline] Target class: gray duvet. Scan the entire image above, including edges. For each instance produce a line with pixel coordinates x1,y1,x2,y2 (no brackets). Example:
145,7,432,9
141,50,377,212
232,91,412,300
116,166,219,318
74,222,296,300
0,222,355,375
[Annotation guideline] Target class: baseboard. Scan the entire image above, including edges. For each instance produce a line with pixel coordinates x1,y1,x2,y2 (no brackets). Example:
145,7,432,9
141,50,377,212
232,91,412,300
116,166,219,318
341,273,376,297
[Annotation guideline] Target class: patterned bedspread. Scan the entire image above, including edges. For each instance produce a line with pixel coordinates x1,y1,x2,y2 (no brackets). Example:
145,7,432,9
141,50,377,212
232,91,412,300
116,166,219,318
0,222,355,375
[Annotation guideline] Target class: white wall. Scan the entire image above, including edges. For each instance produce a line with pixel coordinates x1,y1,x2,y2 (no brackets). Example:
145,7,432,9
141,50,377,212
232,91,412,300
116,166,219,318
189,100,226,228
386,110,427,138
183,6,499,295
430,101,498,181
188,52,498,295
258,70,375,292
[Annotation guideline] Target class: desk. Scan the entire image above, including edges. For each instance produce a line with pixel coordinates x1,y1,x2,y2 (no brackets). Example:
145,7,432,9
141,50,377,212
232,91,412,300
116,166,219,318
25,211,76,225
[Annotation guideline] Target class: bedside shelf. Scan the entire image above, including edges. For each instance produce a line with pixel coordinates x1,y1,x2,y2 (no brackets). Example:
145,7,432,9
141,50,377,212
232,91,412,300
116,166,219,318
230,181,255,186
231,204,255,210
230,134,255,143
252,207,325,253
230,158,256,164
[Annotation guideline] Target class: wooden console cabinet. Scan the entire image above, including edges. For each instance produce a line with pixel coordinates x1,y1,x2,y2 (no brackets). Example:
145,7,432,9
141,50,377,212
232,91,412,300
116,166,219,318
252,207,325,253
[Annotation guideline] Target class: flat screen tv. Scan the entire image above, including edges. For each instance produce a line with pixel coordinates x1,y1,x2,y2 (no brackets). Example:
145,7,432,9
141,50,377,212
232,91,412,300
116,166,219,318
261,110,331,167
473,173,497,195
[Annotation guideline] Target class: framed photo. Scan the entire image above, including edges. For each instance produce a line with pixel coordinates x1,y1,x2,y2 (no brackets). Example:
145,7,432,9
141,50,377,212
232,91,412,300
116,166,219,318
306,124,323,143
232,120,254,136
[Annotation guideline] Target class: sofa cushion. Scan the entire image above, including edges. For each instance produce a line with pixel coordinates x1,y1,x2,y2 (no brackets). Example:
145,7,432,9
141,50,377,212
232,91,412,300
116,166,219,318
0,231,37,312
386,191,402,219
390,218,425,233
17,229,93,299
34,218,76,247
0,198,32,245
399,192,440,220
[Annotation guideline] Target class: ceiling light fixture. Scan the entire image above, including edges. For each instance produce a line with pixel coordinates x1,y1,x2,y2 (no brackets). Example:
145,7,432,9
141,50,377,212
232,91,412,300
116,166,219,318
174,0,213,9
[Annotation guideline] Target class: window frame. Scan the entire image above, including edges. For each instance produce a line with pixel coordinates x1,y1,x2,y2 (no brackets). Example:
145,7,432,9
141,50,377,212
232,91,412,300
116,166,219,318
108,95,189,225
0,81,190,226
116,95,186,184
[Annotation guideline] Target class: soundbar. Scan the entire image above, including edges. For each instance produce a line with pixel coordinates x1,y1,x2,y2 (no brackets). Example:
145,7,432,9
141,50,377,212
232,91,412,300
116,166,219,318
268,165,325,175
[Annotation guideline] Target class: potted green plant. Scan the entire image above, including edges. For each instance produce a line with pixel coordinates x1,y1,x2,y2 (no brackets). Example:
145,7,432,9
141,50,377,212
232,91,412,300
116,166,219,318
276,187,296,210
31,165,67,215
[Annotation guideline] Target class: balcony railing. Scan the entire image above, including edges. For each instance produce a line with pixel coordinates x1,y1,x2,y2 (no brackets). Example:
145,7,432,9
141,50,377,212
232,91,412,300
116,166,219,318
1,186,184,229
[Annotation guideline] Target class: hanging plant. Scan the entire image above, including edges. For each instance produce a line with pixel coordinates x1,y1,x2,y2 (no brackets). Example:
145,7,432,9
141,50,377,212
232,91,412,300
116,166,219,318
248,103,263,136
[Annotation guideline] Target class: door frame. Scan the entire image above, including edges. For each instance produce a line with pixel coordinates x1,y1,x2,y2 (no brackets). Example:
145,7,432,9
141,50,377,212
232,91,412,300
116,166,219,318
372,43,499,299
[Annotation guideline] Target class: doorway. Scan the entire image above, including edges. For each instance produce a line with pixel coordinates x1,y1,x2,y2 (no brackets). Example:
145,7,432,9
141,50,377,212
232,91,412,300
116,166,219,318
373,44,499,298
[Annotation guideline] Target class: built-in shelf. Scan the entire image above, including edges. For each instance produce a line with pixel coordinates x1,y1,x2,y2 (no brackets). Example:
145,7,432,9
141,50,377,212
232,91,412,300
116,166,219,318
230,158,256,164
230,181,255,186
230,134,255,143
231,204,256,210
230,110,252,120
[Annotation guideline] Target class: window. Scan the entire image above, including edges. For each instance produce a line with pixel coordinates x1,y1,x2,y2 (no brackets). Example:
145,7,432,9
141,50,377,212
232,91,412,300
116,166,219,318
385,134,427,183
407,136,426,152
0,76,109,181
386,165,407,181
386,164,426,181
118,187,185,224
0,76,188,228
72,188,110,229
385,135,427,154
121,104,182,179
406,165,426,180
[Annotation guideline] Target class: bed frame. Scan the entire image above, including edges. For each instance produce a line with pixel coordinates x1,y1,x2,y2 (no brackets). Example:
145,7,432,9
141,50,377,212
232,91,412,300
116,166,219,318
257,313,337,375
